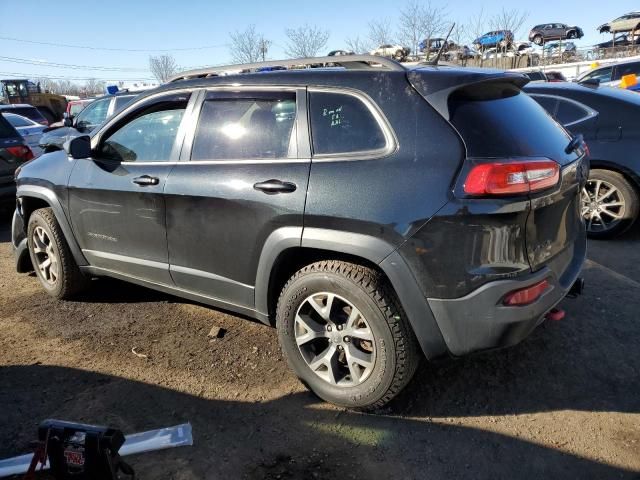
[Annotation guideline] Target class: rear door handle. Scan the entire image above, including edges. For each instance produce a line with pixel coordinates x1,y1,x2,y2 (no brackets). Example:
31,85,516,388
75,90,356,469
133,175,160,186
253,179,297,194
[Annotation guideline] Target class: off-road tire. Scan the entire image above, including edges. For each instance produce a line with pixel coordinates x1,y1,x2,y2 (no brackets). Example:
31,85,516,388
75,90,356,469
27,207,90,299
276,260,420,411
584,169,639,239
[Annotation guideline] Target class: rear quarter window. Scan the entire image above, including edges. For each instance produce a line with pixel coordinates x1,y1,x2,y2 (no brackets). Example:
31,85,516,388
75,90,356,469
309,91,388,156
0,115,20,139
449,83,577,165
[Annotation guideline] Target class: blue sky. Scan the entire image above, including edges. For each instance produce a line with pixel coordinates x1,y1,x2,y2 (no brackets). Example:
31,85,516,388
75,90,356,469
0,0,637,83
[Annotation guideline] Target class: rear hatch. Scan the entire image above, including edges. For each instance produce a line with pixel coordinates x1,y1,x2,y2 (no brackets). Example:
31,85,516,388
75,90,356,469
409,68,587,282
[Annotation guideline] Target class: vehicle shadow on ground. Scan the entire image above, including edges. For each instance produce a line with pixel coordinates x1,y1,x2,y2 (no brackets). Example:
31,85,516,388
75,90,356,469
0,365,636,480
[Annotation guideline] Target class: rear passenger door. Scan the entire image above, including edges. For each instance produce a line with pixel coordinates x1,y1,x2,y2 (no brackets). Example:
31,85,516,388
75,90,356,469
164,88,310,309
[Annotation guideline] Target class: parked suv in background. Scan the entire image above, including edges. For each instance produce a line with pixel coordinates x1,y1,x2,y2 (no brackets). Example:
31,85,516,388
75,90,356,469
39,91,137,152
577,59,640,87
0,113,33,205
598,12,640,34
12,57,587,409
529,23,584,45
473,30,514,51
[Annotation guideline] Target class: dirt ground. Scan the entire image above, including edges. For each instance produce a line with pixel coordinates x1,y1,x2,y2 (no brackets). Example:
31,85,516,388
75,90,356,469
0,208,638,479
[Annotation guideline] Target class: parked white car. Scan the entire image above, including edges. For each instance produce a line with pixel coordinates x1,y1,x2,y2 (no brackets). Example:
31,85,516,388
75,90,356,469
598,11,640,34
1,112,45,157
370,44,410,60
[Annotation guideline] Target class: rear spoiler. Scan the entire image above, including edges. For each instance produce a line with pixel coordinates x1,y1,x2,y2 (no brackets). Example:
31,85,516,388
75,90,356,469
407,68,529,120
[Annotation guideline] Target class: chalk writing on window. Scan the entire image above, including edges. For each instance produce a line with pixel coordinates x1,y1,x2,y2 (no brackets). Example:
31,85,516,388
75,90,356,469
322,105,343,127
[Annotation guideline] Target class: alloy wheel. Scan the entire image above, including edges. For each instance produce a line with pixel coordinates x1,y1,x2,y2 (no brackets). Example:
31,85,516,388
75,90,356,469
294,292,376,387
581,179,626,233
32,226,59,285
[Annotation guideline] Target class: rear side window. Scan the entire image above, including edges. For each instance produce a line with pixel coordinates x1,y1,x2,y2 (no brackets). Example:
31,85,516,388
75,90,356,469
9,107,45,123
449,83,576,164
531,95,559,116
5,114,33,127
309,91,387,155
617,62,640,79
191,92,296,160
556,99,591,125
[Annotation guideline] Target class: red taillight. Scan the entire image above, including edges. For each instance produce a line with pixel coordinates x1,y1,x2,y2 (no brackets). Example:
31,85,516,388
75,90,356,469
503,279,550,306
464,159,560,196
7,145,34,161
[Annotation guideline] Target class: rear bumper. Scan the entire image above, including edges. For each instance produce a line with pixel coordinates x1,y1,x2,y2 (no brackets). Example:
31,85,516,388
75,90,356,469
427,237,585,356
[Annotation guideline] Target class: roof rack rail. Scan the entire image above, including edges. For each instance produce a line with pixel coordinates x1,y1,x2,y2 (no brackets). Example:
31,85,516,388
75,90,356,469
169,54,405,82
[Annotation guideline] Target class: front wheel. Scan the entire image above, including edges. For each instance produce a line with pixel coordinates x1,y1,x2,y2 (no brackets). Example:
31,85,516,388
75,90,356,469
276,261,420,410
533,35,543,46
581,169,639,238
27,208,90,298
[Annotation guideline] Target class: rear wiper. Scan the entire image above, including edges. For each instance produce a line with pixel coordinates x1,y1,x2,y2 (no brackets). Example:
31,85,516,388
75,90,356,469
565,133,584,154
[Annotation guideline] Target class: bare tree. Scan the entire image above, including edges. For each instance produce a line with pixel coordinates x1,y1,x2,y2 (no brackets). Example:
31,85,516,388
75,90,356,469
397,0,447,58
367,19,394,47
149,54,178,83
35,77,57,94
284,24,330,58
466,7,489,47
345,36,372,54
229,25,270,63
490,8,529,41
83,78,105,96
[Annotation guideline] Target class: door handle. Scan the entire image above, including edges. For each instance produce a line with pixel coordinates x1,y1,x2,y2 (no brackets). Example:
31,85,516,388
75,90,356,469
253,179,297,194
133,175,160,186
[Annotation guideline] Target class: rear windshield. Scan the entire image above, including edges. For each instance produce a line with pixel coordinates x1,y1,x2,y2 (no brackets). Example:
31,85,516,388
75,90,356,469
449,83,577,165
6,107,46,123
0,115,20,139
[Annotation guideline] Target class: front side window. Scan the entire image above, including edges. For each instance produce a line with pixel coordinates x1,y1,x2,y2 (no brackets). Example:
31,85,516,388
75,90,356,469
191,92,296,161
76,98,111,130
99,93,190,162
309,91,387,156
582,67,613,83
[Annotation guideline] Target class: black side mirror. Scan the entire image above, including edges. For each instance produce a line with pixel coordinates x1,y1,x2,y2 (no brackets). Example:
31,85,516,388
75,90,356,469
63,113,73,127
64,135,92,159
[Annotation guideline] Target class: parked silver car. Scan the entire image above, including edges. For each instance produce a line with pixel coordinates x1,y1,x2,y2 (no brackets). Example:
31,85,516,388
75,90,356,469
1,112,45,157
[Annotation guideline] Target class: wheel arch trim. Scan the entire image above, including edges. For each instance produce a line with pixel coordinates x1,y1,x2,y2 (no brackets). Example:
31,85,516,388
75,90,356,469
16,185,88,267
254,227,448,359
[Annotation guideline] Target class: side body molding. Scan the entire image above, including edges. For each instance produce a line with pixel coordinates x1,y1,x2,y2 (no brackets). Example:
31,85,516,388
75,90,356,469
16,185,88,267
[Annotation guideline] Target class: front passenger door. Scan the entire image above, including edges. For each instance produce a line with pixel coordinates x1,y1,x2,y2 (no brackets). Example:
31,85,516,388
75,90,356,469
68,91,195,284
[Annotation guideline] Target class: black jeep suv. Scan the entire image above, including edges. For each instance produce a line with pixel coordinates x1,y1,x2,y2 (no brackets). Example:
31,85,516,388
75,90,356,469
11,56,588,409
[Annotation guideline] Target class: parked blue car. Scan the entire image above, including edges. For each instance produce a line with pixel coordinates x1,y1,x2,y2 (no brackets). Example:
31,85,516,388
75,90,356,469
473,30,514,50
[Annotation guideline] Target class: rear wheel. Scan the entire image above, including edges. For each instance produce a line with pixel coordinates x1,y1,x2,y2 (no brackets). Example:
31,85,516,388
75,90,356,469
276,260,420,410
27,208,91,298
567,31,577,39
581,169,639,238
533,35,543,46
